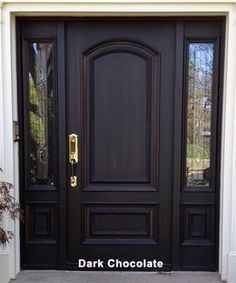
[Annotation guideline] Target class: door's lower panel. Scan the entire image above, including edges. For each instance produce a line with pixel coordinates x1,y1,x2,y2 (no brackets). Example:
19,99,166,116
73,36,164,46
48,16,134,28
82,204,159,245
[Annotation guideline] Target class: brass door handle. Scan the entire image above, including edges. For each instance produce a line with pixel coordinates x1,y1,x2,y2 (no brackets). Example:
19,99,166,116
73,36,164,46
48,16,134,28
69,134,78,188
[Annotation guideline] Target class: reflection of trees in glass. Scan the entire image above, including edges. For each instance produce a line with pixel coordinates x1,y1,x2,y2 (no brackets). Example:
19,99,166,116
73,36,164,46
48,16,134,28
186,43,214,187
28,43,55,185
29,74,46,144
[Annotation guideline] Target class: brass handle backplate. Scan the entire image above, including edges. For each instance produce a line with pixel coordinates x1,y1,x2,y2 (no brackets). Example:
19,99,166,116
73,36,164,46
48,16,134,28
69,134,78,188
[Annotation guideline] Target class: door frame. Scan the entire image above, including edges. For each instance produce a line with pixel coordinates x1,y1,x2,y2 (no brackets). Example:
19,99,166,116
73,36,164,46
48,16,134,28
1,2,235,281
16,15,224,272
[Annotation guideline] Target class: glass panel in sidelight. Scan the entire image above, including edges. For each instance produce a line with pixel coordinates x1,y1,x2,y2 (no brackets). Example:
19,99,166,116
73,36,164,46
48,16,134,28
27,42,56,186
185,43,214,187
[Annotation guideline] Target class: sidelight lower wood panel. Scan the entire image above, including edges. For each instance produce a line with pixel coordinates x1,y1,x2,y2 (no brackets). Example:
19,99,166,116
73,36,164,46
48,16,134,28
25,202,58,245
181,204,215,247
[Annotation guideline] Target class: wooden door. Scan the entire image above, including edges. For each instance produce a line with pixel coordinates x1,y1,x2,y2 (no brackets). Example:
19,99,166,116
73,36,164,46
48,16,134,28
18,18,225,271
66,20,173,270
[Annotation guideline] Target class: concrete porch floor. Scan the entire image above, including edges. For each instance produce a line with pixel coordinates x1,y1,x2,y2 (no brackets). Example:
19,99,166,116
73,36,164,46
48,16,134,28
10,271,224,283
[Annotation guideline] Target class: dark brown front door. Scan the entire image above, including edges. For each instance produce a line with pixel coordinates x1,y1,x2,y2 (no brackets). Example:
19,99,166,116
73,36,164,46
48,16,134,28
66,20,173,271
18,18,224,271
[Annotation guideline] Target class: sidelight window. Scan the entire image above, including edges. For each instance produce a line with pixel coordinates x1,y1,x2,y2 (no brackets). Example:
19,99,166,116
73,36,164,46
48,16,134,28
27,42,56,186
184,42,214,187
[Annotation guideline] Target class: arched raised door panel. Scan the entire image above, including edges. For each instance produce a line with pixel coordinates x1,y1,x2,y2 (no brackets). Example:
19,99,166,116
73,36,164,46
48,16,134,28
81,40,160,191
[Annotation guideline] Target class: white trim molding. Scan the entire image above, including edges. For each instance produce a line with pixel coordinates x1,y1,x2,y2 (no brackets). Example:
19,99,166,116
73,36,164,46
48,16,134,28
0,3,11,283
0,1,236,283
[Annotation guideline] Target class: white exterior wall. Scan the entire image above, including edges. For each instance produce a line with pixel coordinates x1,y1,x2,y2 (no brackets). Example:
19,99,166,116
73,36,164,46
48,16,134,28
0,1,236,283
0,3,11,283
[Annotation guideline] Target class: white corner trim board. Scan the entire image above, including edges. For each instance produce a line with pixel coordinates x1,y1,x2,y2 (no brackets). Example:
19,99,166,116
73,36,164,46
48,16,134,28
0,1,236,283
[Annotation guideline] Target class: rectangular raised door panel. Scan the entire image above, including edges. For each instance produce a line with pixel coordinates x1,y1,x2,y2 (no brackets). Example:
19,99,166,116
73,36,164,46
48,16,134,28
82,204,158,245
25,203,58,245
181,205,215,246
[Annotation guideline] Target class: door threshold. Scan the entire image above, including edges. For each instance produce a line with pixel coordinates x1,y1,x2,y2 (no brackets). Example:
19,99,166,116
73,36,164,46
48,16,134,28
12,270,222,283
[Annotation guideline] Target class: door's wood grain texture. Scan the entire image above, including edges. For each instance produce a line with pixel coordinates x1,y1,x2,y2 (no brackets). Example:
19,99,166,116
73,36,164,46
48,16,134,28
81,40,159,188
